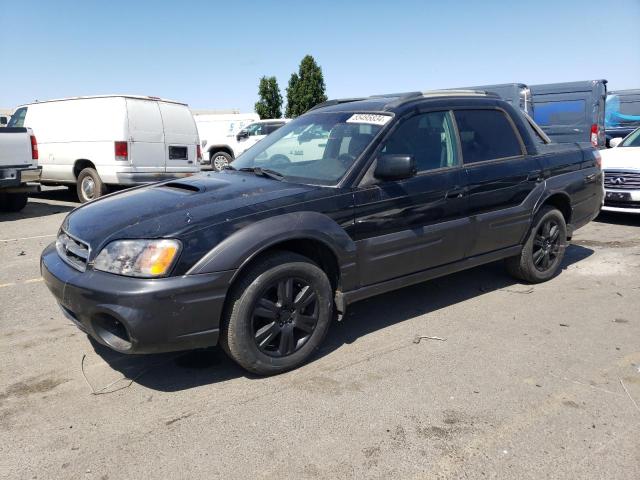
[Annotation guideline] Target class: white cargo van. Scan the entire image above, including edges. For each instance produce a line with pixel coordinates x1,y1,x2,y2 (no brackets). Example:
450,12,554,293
194,112,258,171
10,95,201,202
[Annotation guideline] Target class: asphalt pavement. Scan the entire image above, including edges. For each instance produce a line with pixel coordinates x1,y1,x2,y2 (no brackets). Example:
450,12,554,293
1,188,639,479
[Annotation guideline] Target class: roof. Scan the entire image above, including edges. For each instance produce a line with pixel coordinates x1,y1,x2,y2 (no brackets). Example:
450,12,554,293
608,89,640,96
247,118,290,124
310,89,500,114
19,94,188,107
531,80,608,94
191,108,241,115
458,83,528,90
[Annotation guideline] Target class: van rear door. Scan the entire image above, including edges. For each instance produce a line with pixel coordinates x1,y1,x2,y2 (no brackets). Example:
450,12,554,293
126,99,165,173
532,92,589,144
159,102,199,173
531,81,607,147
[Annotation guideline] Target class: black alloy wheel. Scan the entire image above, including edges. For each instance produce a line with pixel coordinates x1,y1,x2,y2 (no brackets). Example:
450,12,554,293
505,206,567,283
221,251,333,375
252,277,319,357
532,217,561,272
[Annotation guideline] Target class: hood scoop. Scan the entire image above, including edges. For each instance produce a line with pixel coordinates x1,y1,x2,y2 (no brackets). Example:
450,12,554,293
157,181,202,193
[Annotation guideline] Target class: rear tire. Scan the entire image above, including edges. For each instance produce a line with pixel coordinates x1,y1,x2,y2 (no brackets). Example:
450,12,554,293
220,251,333,375
211,151,232,172
506,206,567,283
0,192,28,212
76,168,107,203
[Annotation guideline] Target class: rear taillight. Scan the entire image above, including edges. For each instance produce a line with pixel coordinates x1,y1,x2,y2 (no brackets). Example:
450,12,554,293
30,135,38,160
590,124,599,147
196,144,202,161
115,141,128,161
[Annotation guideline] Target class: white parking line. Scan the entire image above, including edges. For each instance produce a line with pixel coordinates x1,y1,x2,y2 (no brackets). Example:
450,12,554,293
0,278,43,288
0,234,56,243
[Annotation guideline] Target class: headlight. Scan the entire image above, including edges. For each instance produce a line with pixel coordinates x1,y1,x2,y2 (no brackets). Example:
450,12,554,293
93,239,181,278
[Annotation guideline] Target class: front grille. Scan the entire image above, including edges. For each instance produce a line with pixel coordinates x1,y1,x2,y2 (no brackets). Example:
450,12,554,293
56,231,90,272
604,170,640,190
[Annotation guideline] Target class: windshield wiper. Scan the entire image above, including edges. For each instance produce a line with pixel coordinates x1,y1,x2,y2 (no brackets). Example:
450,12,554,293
238,166,285,181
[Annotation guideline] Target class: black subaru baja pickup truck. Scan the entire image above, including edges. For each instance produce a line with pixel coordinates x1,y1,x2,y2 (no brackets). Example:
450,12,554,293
42,90,603,374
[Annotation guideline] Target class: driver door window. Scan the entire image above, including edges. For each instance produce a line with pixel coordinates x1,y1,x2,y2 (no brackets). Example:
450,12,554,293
246,124,265,136
381,111,458,173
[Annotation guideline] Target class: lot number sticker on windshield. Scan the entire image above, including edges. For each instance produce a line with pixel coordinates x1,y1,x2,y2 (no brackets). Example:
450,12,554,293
346,114,392,126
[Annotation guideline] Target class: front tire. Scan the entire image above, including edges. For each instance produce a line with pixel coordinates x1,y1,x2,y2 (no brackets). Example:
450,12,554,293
221,252,334,375
76,168,107,203
0,192,28,212
506,206,567,283
211,151,232,172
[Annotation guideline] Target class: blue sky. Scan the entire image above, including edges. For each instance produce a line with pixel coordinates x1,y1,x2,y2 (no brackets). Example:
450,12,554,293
1,0,639,112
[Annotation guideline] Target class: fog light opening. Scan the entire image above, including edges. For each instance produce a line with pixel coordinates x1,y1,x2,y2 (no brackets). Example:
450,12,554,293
93,314,132,351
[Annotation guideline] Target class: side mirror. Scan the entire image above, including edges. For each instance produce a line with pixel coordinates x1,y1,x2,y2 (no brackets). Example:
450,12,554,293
609,137,623,148
236,130,248,141
374,154,416,180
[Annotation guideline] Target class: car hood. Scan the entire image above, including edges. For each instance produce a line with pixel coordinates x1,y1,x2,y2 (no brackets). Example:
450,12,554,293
62,172,320,248
601,147,640,171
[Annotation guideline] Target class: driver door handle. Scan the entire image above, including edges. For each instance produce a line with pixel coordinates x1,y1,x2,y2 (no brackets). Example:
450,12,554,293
446,186,467,199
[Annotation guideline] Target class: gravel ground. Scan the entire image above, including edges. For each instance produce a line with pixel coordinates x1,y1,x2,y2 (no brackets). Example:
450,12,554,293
1,188,639,480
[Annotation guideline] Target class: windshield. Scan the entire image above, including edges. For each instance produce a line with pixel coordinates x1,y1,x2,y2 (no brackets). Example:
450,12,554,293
621,128,640,148
606,95,640,129
231,112,389,185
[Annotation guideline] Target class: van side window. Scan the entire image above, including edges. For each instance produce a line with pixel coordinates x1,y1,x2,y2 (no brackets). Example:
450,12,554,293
533,100,586,126
381,111,458,173
7,107,27,128
454,110,522,164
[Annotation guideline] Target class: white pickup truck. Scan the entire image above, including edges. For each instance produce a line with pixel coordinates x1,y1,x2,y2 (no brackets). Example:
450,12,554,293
0,127,41,212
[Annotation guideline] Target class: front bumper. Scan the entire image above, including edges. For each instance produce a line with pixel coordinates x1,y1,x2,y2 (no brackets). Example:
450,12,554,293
40,243,235,354
0,165,41,188
602,188,640,214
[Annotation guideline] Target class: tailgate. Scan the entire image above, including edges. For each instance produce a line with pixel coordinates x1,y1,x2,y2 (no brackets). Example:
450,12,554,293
0,127,34,167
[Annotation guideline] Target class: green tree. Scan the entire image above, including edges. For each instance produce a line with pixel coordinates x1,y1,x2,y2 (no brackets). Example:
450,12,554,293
285,73,300,118
285,55,328,118
254,76,283,119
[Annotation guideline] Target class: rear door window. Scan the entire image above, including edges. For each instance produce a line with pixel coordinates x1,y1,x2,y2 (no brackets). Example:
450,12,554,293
454,110,523,164
533,100,586,126
264,123,284,134
7,107,27,128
